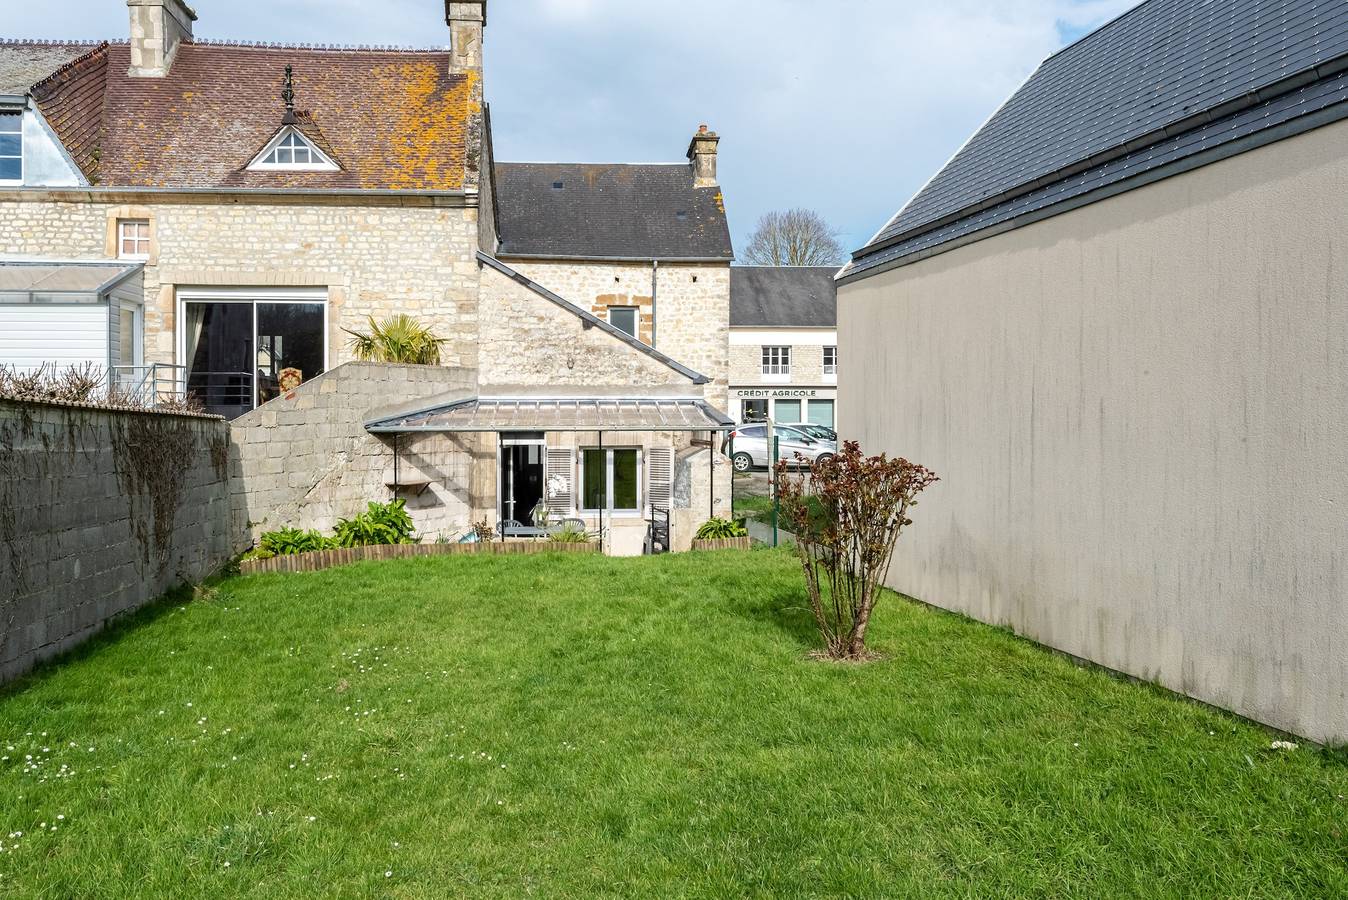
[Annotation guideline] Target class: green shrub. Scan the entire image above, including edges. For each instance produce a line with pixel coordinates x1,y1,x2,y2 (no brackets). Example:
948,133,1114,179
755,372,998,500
549,525,591,544
332,500,417,548
695,518,748,540
259,527,332,557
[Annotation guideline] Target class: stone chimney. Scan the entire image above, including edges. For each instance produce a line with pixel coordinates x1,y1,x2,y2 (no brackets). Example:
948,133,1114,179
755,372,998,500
126,0,196,77
446,1,487,70
687,125,719,189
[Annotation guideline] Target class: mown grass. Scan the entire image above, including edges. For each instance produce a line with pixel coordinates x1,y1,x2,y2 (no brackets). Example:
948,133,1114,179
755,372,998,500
0,550,1344,898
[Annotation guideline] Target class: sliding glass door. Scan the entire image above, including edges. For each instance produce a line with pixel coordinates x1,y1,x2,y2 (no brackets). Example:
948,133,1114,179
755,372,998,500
179,290,327,419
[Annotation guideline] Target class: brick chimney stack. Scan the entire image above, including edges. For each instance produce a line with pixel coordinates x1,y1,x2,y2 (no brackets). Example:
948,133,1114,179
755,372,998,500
446,1,487,70
126,0,196,77
687,125,719,189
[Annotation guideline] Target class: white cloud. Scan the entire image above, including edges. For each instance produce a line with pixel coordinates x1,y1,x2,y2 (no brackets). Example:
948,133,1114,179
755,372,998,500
7,0,1139,251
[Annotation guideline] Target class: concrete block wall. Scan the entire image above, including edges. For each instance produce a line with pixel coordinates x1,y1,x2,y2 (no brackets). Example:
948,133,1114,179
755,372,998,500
229,362,486,542
0,399,239,683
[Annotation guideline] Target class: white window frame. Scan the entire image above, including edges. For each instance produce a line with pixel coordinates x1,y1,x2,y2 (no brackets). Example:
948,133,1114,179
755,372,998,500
0,111,22,186
580,447,643,517
823,345,838,377
118,219,151,260
247,126,340,173
761,345,791,382
175,287,330,412
608,305,639,338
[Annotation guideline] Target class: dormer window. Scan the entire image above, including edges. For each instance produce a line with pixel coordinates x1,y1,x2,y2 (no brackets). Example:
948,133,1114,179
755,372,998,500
248,127,339,173
0,112,21,183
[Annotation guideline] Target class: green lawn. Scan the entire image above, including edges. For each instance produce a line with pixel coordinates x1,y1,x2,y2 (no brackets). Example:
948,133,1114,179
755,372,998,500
1,551,1344,898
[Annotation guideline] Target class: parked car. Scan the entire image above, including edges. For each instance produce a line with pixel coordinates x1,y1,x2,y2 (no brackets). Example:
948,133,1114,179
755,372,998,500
727,424,835,472
779,423,837,443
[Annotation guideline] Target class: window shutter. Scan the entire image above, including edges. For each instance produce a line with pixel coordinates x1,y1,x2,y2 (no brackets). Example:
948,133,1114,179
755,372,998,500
648,447,673,513
546,448,575,517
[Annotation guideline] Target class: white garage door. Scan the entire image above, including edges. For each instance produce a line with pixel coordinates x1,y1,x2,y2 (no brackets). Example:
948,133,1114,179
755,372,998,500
0,305,107,373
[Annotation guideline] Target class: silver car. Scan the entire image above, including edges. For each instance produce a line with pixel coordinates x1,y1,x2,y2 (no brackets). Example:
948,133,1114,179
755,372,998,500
727,424,835,472
780,423,838,443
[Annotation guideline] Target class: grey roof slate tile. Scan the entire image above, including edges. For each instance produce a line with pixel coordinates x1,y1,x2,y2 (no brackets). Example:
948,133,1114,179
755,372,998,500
0,41,96,95
730,266,838,328
848,0,1348,279
495,162,734,261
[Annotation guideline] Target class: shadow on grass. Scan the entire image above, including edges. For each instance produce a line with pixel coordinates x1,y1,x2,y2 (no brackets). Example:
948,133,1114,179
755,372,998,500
731,589,822,649
0,579,208,701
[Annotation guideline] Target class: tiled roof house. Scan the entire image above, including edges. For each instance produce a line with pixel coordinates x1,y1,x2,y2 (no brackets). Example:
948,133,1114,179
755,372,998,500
0,0,738,555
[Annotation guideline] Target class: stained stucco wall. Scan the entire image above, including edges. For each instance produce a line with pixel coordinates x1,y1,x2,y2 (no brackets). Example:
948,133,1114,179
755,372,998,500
502,259,731,408
838,117,1348,744
0,197,482,370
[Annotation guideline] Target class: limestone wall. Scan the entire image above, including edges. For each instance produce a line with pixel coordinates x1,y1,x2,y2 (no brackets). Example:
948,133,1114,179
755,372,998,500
477,263,703,390
0,196,483,370
0,399,240,683
729,339,832,387
229,362,486,543
503,259,731,407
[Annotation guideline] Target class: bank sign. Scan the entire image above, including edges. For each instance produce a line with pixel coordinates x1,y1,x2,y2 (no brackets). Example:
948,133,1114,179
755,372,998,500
734,388,822,399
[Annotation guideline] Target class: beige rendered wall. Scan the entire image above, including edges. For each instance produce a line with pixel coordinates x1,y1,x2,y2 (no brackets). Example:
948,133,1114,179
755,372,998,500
0,197,483,370
838,118,1348,744
503,259,731,408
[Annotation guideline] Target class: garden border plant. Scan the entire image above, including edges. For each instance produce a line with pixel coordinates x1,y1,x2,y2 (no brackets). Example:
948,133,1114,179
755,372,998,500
776,441,939,661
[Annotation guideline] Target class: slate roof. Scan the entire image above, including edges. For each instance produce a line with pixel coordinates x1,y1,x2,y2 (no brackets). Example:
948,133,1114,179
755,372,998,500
730,266,838,328
494,162,734,260
13,40,475,191
845,0,1348,282
0,40,95,95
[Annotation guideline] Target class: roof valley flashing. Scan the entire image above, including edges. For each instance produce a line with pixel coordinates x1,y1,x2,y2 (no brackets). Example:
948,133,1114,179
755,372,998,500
843,0,1348,283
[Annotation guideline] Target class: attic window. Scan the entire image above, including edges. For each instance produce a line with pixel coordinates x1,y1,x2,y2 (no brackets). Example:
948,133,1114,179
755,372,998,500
248,127,339,172
0,112,21,183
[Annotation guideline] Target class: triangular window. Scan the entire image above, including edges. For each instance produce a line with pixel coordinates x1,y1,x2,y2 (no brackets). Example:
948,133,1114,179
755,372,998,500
248,127,339,172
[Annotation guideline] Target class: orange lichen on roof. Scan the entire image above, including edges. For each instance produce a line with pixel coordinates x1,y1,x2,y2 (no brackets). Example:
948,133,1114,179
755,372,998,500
37,43,473,191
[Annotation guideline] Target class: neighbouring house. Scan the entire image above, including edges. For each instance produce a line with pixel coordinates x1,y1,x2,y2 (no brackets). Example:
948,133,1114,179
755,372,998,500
0,0,735,555
836,0,1348,743
728,266,837,428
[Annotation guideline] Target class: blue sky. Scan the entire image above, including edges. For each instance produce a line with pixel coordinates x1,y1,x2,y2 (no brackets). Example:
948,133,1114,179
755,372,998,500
9,0,1139,256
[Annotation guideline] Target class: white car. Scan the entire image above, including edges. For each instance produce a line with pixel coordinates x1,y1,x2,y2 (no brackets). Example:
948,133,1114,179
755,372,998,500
727,424,835,472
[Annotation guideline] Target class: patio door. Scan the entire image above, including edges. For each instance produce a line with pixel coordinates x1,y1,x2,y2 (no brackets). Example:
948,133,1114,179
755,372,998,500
178,289,328,419
499,433,546,526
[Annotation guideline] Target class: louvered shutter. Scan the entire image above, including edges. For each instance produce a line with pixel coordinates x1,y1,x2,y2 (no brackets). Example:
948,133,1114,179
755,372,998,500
545,448,575,517
647,447,673,514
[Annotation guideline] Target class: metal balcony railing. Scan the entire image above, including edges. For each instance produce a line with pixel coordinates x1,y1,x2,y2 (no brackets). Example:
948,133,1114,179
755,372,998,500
111,364,187,406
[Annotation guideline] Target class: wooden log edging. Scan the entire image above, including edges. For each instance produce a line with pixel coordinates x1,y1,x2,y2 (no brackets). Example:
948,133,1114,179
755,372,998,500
690,536,753,552
239,541,600,575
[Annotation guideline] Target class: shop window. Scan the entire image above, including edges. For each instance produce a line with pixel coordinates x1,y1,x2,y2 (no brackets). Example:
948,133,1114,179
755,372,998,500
741,399,768,423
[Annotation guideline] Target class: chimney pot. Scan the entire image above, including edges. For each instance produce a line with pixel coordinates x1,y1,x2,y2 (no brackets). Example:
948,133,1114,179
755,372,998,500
126,0,196,78
687,125,720,189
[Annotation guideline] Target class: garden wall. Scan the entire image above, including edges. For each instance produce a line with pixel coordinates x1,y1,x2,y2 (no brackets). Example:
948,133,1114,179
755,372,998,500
229,362,489,544
0,399,240,682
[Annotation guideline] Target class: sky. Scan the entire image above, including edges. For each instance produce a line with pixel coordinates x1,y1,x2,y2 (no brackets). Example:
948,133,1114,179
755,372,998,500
9,0,1140,256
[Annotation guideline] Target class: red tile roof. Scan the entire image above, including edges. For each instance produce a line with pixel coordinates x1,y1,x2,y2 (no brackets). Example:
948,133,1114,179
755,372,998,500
29,41,477,191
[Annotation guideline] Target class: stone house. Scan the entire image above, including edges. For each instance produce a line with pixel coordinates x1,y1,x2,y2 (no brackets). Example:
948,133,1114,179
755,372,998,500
728,266,837,428
0,0,735,554
837,0,1348,743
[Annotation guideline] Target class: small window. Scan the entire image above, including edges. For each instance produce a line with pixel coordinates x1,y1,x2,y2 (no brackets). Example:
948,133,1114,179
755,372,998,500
250,128,338,172
118,220,150,259
823,345,838,376
552,181,564,190
761,346,791,376
581,448,641,514
0,112,21,183
608,306,639,338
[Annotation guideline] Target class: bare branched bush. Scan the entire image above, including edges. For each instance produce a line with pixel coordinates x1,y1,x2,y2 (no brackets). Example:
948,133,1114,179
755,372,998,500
776,441,939,661
0,363,204,414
